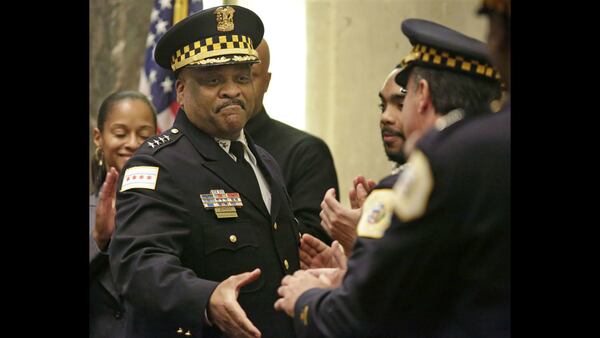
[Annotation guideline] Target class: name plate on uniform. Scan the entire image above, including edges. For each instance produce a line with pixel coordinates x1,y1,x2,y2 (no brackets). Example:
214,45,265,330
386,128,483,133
200,189,243,218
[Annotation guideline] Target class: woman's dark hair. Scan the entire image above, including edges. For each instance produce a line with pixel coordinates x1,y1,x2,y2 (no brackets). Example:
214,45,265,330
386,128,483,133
409,66,501,117
91,91,158,193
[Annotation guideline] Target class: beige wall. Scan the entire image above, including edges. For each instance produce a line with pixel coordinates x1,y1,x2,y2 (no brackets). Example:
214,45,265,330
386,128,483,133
89,0,487,199
306,0,486,206
90,0,153,125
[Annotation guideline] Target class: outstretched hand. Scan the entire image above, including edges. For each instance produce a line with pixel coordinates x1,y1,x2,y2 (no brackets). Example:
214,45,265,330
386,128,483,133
93,167,119,251
299,234,347,270
208,269,262,338
349,175,376,209
320,188,360,255
274,269,330,317
305,267,346,289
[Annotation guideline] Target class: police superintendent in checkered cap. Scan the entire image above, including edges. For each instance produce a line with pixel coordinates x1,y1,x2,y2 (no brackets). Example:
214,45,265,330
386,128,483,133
109,5,305,338
274,9,509,338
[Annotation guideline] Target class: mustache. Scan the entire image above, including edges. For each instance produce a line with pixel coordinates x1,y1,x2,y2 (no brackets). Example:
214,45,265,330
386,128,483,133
381,127,406,141
216,99,246,112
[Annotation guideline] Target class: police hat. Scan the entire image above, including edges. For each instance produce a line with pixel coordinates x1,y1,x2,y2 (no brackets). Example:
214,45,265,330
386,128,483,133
154,5,264,72
395,18,499,87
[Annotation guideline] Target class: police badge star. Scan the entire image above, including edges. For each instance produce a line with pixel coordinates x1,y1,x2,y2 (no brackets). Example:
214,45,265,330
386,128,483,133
214,6,235,32
200,189,243,218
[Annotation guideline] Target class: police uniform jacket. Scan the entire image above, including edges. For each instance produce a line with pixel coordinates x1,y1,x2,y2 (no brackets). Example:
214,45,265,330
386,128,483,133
90,195,125,338
372,172,401,190
109,110,301,338
292,104,510,338
245,108,339,244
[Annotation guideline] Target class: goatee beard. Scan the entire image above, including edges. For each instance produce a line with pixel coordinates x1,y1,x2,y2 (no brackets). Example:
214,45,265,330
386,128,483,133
385,149,406,165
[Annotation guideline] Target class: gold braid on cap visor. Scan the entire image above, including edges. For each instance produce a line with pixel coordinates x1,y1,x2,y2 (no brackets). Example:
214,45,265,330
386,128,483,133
170,34,258,71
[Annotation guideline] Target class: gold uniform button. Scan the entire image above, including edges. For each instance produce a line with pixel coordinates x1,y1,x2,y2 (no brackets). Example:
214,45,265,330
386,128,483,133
229,235,237,243
300,305,309,326
273,222,278,230
184,331,192,336
177,328,183,334
284,259,289,270
171,128,180,134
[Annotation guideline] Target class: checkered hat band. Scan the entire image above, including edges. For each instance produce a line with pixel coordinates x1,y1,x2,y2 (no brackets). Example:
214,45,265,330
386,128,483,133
170,35,255,70
401,44,499,80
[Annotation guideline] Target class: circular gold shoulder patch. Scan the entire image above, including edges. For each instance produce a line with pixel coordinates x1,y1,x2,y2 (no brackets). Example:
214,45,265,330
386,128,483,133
356,189,395,239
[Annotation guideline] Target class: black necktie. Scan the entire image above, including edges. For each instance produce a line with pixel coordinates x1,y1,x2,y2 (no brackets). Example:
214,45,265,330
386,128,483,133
229,141,265,209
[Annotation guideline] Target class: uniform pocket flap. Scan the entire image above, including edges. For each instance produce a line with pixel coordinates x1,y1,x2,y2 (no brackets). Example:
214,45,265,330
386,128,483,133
203,223,259,255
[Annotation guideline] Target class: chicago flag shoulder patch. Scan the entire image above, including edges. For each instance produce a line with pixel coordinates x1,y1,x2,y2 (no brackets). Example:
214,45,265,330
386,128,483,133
120,166,159,192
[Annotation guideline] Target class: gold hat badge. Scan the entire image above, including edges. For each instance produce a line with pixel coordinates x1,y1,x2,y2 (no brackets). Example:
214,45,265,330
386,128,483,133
214,6,235,32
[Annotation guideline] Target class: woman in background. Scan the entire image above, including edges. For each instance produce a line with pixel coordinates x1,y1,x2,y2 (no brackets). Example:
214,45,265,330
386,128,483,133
89,91,157,338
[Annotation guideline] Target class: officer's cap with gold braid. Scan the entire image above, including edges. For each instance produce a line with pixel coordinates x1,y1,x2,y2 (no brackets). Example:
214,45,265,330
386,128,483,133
395,18,499,88
154,5,263,72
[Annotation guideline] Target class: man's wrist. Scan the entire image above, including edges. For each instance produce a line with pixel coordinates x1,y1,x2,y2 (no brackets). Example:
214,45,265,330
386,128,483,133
92,232,109,252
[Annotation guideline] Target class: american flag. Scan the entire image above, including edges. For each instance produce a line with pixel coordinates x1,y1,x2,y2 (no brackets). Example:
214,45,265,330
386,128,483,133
139,0,204,132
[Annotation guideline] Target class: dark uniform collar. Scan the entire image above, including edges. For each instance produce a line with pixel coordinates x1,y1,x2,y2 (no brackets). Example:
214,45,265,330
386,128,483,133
173,108,264,162
244,107,271,136
173,108,230,161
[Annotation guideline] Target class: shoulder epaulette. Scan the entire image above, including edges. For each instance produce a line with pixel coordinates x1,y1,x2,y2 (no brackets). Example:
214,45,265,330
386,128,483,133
145,127,183,153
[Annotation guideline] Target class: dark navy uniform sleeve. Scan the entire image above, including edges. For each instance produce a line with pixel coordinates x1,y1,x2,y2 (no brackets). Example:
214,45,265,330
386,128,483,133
109,153,219,334
292,215,436,338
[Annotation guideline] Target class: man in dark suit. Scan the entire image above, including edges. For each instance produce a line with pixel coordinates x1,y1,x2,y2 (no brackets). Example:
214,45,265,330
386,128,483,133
245,39,339,245
275,12,509,337
109,5,302,338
